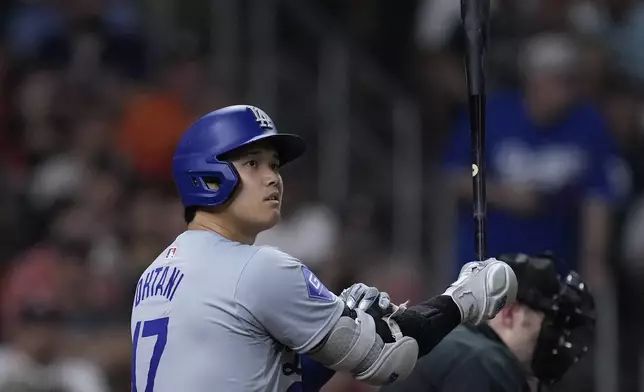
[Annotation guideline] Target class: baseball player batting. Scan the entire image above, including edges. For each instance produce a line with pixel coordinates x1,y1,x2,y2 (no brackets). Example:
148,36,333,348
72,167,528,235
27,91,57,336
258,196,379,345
130,105,518,391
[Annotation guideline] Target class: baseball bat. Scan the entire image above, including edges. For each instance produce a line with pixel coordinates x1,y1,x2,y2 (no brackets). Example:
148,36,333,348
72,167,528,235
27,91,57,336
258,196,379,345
460,0,490,261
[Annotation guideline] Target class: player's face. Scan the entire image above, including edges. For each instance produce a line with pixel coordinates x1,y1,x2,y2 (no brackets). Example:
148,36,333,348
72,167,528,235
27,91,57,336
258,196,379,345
228,144,283,233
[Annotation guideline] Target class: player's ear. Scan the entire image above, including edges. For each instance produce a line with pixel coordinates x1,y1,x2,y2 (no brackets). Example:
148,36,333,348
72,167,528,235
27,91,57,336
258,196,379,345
498,302,520,328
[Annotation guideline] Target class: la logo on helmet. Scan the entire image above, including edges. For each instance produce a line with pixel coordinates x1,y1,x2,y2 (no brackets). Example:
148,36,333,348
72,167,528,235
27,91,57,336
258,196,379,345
249,106,274,130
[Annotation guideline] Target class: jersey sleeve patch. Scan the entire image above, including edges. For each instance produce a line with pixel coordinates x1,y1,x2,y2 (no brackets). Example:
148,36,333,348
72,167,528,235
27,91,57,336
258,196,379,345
301,266,336,302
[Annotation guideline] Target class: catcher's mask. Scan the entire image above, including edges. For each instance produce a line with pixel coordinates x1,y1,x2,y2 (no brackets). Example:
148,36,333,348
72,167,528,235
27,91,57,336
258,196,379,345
531,269,595,386
498,253,595,386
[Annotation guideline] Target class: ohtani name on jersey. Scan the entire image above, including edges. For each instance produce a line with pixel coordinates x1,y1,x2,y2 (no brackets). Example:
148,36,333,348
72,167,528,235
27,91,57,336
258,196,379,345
134,266,185,307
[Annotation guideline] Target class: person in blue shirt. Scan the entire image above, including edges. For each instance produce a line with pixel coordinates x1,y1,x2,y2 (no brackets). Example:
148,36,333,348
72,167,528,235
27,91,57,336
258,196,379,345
442,32,629,291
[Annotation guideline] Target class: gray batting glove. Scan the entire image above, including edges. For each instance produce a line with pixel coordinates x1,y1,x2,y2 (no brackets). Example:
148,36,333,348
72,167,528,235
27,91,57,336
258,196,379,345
443,258,518,325
340,283,394,314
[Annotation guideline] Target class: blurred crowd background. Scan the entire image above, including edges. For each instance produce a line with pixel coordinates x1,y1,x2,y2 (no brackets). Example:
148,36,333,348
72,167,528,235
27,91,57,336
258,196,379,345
0,0,643,391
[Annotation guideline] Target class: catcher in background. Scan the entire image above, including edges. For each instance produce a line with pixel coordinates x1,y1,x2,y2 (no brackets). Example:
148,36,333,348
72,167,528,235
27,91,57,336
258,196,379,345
369,252,595,392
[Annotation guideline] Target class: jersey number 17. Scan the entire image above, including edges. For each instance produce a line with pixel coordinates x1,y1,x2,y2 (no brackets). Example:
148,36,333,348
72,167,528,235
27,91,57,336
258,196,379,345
132,317,169,392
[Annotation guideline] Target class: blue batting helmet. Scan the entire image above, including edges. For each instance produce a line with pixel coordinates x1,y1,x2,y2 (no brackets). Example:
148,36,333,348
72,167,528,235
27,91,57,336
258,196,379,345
172,105,306,207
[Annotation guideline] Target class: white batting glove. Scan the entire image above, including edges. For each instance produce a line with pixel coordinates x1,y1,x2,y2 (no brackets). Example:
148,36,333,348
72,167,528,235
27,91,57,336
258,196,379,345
443,258,518,325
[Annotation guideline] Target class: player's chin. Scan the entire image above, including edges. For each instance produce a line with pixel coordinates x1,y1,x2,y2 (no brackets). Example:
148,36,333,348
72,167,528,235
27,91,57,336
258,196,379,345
268,209,281,226
258,207,281,229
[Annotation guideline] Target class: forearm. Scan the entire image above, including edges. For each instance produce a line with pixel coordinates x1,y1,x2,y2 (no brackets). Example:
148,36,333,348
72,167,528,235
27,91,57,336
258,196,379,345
391,295,461,357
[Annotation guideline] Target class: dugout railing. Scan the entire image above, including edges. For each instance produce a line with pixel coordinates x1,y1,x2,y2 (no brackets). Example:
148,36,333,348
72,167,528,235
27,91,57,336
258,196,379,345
207,0,427,262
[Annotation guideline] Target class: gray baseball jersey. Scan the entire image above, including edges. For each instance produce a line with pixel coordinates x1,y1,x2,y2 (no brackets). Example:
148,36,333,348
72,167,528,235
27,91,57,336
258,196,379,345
130,230,344,392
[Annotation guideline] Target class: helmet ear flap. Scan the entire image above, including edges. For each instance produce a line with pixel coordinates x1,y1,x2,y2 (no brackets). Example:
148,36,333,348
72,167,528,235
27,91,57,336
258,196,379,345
174,160,240,207
202,176,222,191
201,162,239,205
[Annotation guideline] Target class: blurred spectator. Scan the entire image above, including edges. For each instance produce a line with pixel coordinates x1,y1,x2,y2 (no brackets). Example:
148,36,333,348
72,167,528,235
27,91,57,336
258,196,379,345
414,0,531,147
116,49,210,182
6,0,144,77
1,242,65,337
442,32,630,291
0,302,109,392
28,106,118,211
14,67,62,160
336,195,385,269
0,237,131,389
414,0,573,92
320,194,387,294
5,0,66,60
255,203,340,269
570,0,644,84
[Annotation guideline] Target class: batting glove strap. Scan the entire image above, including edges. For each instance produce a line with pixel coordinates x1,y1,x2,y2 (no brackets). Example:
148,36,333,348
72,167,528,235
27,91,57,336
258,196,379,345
384,301,409,341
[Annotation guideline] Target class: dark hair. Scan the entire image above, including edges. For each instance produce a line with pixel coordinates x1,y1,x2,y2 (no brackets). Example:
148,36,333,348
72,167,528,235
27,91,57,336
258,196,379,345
184,205,221,223
184,206,198,224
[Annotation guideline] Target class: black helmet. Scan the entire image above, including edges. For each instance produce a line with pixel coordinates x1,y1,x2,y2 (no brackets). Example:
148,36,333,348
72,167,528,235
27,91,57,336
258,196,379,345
497,252,560,313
